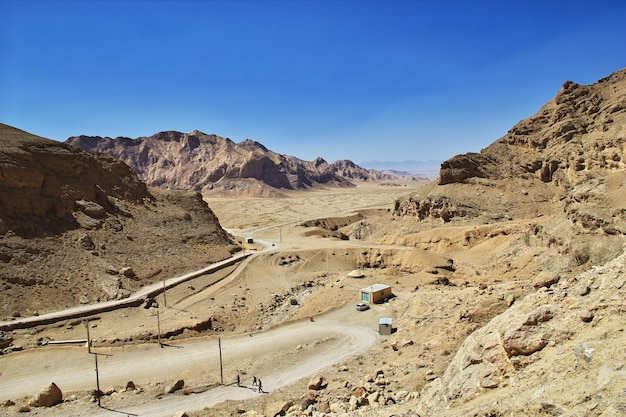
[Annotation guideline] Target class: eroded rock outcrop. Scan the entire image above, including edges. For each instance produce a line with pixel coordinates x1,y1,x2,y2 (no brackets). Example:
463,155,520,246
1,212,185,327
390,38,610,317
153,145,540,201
395,68,626,228
0,123,151,236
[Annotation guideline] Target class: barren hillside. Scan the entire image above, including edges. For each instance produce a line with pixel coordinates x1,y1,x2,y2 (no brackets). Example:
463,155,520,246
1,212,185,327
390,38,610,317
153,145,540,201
66,131,395,197
0,124,238,319
393,68,626,268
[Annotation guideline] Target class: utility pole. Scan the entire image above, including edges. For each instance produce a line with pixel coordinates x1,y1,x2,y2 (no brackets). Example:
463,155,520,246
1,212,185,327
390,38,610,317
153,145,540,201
157,308,162,347
94,353,101,407
84,319,91,353
218,337,223,384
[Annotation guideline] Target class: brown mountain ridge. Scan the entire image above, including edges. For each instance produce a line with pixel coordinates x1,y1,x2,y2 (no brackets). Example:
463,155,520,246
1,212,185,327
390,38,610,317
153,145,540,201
66,131,396,197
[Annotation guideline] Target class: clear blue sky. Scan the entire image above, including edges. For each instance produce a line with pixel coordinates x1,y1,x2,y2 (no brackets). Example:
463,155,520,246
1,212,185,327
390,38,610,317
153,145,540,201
1,0,625,164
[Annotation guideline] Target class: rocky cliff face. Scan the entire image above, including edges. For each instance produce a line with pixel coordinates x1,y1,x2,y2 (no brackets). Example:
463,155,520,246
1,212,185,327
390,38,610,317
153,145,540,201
0,124,151,236
66,131,393,197
394,68,626,235
0,124,236,317
386,69,626,416
440,70,626,185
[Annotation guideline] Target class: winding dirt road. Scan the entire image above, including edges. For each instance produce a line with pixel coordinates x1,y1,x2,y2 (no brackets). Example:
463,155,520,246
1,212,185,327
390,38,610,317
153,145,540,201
0,304,378,416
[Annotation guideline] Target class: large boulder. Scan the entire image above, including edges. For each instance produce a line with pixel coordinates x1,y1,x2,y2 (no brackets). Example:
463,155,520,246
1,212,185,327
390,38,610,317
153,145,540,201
29,382,63,407
417,304,555,413
438,153,499,185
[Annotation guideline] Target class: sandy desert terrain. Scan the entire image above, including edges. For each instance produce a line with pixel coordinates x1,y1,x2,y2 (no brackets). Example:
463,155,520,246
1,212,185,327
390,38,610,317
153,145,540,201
2,177,625,417
0,182,436,416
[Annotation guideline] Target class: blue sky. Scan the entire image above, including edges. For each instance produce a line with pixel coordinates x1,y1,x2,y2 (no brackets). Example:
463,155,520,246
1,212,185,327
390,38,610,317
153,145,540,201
1,0,625,165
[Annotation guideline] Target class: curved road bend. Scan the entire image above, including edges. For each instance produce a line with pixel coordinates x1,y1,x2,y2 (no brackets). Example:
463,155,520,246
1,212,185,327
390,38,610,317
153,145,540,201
0,305,378,417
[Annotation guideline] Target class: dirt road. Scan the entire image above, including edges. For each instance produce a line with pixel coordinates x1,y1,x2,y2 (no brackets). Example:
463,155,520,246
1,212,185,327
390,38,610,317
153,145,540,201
0,304,378,416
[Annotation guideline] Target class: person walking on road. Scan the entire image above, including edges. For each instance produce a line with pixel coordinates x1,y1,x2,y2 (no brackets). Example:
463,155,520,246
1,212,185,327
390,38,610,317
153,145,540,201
258,379,263,393
252,376,257,386
237,374,240,386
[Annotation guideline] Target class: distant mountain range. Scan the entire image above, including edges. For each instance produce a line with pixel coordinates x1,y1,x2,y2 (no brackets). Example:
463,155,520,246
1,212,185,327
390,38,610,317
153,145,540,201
359,160,441,177
66,131,401,197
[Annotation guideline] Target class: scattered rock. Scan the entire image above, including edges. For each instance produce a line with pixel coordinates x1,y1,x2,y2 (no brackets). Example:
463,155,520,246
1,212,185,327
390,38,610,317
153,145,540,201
298,391,317,411
574,342,596,363
103,262,119,275
579,310,594,323
307,374,326,390
75,199,106,218
120,267,136,278
0,332,13,350
540,400,564,416
29,382,63,407
78,234,96,250
143,298,157,309
166,379,185,394
75,212,104,230
533,272,559,289
269,400,294,416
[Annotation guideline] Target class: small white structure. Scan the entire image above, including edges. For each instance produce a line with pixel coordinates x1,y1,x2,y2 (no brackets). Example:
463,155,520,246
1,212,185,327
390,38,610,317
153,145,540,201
379,317,393,335
347,270,365,278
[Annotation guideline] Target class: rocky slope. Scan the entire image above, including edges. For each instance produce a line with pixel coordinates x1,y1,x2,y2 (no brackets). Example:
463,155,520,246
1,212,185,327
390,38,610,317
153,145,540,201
66,131,394,197
374,68,626,416
416,250,626,416
393,68,626,266
0,124,238,319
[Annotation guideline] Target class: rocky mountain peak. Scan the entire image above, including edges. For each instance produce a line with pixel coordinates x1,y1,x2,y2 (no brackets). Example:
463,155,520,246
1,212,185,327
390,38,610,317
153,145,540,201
66,131,393,197
312,156,328,167
436,68,626,188
393,69,626,264
239,139,269,152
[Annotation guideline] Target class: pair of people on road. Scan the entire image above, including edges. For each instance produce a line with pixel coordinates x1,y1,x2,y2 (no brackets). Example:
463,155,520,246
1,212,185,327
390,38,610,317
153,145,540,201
252,376,263,392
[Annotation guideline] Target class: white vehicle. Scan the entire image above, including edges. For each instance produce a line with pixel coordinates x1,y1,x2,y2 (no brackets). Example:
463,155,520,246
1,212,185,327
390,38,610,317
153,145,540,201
356,302,370,311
